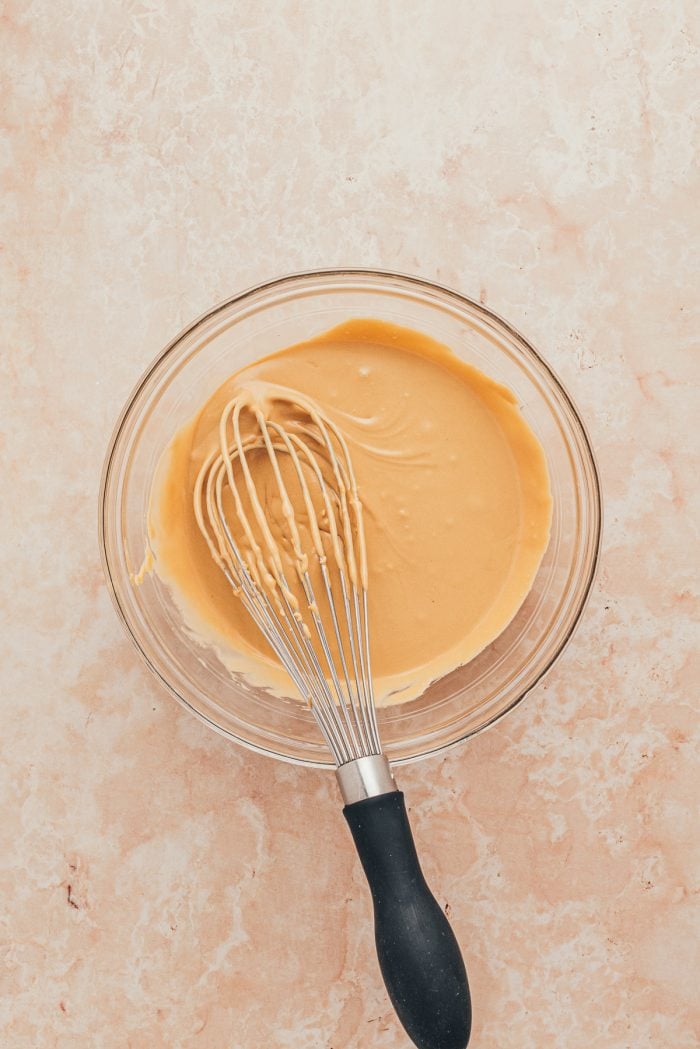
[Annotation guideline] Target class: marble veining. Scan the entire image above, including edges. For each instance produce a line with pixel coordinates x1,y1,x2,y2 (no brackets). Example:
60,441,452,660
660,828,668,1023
1,1,698,1046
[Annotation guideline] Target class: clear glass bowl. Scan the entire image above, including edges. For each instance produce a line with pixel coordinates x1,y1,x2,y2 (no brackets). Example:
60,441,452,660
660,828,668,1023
99,270,601,767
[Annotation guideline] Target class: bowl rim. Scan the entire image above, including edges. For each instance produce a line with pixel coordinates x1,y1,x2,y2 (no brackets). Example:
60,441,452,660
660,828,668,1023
99,267,603,767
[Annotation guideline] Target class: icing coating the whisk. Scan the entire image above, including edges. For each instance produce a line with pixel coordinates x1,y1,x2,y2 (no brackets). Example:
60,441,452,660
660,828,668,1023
193,385,379,763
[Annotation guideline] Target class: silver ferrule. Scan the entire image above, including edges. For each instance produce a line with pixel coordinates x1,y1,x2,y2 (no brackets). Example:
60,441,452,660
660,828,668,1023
336,754,397,805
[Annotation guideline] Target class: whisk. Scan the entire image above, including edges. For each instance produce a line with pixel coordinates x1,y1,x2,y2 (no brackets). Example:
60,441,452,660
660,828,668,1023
194,385,471,1049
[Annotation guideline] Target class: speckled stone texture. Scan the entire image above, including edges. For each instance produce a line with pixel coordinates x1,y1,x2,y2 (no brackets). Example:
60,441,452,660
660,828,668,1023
1,2,698,1047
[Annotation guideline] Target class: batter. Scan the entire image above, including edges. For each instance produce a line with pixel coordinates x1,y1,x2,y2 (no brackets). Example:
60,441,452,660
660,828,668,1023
146,319,552,704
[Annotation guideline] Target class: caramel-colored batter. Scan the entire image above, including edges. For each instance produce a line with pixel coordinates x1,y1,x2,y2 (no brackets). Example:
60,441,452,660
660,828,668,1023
147,319,552,704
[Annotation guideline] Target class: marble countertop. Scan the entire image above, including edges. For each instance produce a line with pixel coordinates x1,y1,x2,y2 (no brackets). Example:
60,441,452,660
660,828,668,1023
2,3,698,1046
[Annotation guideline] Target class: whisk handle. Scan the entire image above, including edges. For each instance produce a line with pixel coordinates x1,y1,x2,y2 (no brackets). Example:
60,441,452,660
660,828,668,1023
344,790,471,1049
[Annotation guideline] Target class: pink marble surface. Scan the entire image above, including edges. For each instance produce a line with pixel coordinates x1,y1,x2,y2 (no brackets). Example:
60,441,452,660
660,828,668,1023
2,3,698,1046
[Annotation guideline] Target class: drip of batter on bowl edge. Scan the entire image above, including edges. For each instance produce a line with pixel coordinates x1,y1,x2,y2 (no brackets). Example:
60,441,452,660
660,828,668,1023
141,319,552,706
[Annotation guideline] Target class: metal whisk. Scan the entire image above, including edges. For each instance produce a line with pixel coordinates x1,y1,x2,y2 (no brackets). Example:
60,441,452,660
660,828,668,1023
194,386,471,1049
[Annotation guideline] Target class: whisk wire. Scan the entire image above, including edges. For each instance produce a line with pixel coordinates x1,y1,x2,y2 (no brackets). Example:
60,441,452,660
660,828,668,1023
198,447,354,763
194,389,381,766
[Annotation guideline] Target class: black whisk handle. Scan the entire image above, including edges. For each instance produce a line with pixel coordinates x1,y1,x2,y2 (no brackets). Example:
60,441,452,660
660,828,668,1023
343,790,471,1049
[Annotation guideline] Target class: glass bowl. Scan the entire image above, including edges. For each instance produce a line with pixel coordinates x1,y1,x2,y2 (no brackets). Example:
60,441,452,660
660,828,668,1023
99,270,601,767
